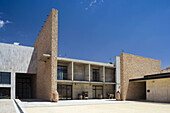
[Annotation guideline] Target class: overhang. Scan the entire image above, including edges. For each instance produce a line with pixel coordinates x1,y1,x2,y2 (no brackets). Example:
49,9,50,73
129,72,170,82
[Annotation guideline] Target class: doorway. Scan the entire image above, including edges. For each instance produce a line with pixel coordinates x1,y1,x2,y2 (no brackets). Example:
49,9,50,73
57,84,72,100
93,85,103,99
16,74,35,99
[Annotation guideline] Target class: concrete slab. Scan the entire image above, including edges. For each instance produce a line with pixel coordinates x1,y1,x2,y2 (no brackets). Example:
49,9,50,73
19,99,129,108
24,101,170,113
0,99,17,113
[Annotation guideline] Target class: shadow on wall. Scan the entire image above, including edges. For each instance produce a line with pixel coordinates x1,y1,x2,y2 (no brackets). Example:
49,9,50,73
126,82,146,100
27,48,37,74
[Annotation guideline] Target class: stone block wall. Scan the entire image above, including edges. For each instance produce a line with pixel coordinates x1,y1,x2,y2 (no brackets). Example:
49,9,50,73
34,9,58,101
105,68,115,82
120,53,161,100
104,84,115,98
146,78,170,102
74,63,85,81
72,83,92,99
127,82,146,100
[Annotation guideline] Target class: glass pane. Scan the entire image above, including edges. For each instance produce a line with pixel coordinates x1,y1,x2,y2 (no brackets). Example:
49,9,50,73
0,72,11,84
57,84,72,100
57,65,68,80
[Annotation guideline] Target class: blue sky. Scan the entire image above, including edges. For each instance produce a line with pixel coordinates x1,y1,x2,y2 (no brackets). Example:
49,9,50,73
0,0,170,69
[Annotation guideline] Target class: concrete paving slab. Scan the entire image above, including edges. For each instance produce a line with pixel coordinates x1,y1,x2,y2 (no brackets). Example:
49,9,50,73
19,99,130,108
0,99,17,113
24,101,170,113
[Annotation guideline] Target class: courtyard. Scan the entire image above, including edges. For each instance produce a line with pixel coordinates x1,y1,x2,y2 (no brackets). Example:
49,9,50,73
20,100,170,113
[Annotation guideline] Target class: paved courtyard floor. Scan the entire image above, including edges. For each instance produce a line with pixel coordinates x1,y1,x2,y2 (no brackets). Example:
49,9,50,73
0,99,17,113
21,99,170,113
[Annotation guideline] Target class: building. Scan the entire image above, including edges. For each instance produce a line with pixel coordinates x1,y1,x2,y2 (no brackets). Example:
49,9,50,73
0,9,120,101
0,42,120,100
0,9,169,102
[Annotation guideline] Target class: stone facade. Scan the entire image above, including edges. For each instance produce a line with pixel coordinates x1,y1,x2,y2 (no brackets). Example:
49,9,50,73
34,9,58,101
146,78,170,102
120,53,161,100
0,43,36,99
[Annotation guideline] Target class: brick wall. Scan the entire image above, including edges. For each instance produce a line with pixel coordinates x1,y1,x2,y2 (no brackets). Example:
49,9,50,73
34,9,58,101
120,53,161,100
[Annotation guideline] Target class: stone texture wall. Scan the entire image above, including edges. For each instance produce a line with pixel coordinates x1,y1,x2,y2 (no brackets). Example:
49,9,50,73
72,83,92,99
105,68,115,82
127,82,146,100
104,84,115,98
0,43,36,74
120,53,161,100
34,9,58,101
146,78,170,102
74,63,86,81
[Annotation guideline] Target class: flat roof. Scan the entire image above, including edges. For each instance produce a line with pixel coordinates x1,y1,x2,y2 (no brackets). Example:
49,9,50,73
129,72,170,82
57,57,115,68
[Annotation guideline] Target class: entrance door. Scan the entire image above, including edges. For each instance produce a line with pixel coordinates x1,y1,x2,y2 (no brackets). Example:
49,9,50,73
16,76,32,99
57,84,72,100
93,85,103,99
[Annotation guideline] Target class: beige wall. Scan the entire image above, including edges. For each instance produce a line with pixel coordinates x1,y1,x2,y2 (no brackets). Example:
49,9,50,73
72,83,92,99
120,53,161,100
105,68,115,82
74,63,86,81
104,84,115,98
127,82,146,100
146,78,170,102
34,9,58,101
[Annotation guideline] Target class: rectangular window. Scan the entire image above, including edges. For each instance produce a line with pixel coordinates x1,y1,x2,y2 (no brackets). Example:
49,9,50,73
0,72,11,84
0,88,10,99
93,69,100,82
57,65,68,80
57,84,72,100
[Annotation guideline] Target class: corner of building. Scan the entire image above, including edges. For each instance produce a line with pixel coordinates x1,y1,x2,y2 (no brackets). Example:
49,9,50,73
34,9,58,101
120,53,161,101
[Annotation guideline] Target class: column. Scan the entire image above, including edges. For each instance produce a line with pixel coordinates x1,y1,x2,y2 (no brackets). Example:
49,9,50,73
115,56,120,92
11,71,15,99
71,62,74,81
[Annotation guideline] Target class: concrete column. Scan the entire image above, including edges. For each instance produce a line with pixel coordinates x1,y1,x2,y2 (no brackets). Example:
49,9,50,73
99,66,105,82
85,64,90,81
103,66,105,83
71,62,74,81
115,56,120,93
68,62,72,80
89,64,91,82
100,66,105,82
11,71,15,99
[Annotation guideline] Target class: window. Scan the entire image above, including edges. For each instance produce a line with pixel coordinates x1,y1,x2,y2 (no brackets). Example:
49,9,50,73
0,72,11,84
0,88,10,99
57,65,68,80
93,69,100,82
57,84,72,100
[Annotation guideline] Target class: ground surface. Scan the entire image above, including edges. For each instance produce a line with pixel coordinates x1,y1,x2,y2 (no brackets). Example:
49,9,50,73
21,99,170,113
0,99,16,113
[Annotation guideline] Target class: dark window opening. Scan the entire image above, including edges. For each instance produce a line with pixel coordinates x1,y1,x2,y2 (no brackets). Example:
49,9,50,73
93,85,103,99
57,84,72,100
57,65,68,80
16,75,32,99
0,72,11,84
93,69,100,82
0,88,10,99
